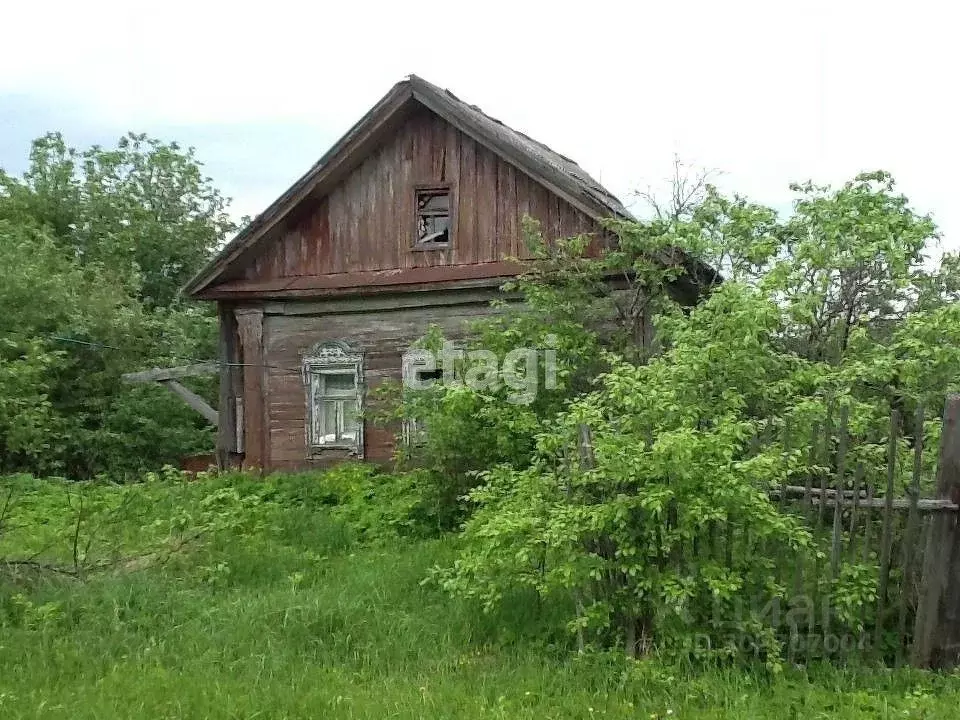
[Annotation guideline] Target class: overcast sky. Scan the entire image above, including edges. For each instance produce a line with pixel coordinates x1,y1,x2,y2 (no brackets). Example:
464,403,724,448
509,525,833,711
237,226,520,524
2,0,956,252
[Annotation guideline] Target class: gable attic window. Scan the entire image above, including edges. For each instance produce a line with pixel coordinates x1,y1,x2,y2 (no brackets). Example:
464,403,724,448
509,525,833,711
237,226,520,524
302,341,364,456
414,186,452,249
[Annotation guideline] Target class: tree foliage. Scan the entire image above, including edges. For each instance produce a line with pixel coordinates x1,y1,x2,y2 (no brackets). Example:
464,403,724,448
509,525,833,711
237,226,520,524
0,133,229,477
400,170,959,664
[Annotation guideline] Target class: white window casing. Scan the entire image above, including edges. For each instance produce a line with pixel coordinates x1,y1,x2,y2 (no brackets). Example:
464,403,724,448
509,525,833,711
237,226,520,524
302,341,364,457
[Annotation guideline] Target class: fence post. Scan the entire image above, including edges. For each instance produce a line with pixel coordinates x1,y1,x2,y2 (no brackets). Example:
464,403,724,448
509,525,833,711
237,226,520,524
912,395,960,668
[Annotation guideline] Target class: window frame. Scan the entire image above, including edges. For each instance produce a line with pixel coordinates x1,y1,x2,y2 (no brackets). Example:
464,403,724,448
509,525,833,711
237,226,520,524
302,341,364,456
399,352,443,447
412,183,455,251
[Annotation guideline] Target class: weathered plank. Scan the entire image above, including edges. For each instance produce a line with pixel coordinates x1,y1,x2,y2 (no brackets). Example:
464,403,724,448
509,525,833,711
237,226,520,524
476,141,498,261
830,406,849,582
876,409,900,652
458,133,478,265
217,304,239,467
897,406,925,666
262,301,504,468
160,380,218,426
848,463,863,561
122,363,218,383
913,395,960,668
235,307,265,470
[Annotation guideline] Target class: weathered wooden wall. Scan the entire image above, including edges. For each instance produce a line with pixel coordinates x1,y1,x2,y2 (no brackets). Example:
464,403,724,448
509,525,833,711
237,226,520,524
252,295,505,469
225,106,597,285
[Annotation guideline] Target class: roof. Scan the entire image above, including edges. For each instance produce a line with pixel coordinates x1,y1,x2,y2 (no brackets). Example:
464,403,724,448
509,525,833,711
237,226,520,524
184,75,634,297
412,76,633,220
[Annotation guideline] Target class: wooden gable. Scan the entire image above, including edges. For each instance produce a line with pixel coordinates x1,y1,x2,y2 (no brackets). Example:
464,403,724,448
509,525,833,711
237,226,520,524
185,76,635,300
204,106,598,297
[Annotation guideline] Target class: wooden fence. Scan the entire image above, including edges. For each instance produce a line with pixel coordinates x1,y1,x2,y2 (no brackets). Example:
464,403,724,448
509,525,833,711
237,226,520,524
579,394,960,668
764,397,960,668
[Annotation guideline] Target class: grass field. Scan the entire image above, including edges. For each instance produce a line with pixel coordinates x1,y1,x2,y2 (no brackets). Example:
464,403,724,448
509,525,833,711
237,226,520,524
2,473,960,719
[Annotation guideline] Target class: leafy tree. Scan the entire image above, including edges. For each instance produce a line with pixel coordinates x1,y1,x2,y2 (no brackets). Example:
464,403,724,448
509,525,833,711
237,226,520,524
0,133,228,477
415,171,959,663
1,132,233,307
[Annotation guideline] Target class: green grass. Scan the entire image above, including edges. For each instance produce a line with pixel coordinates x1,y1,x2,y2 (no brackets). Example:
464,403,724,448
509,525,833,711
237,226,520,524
2,475,960,718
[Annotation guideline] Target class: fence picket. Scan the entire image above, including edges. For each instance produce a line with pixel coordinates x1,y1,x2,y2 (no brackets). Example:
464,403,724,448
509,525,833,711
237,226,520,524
896,407,925,666
860,474,875,640
861,478,875,565
912,395,960,667
793,433,815,618
777,420,790,587
848,463,864,561
875,409,900,656
830,406,849,582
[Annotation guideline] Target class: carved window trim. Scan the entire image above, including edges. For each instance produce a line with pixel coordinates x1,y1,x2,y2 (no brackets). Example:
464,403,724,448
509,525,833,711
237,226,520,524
302,341,364,457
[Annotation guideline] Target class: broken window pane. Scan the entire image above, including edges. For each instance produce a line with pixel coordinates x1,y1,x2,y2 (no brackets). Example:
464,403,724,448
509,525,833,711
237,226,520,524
416,188,451,246
323,372,355,395
418,192,448,213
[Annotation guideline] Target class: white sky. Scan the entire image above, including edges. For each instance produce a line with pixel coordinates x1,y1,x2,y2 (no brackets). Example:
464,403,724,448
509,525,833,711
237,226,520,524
1,0,957,251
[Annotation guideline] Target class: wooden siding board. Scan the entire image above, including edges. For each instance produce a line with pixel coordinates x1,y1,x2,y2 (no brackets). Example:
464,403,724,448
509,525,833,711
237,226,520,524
497,162,518,260
297,224,310,277
444,121,461,255
527,175,550,247
548,195,562,244
357,154,372,270
458,133,478,265
515,170,532,258
372,145,388,271
235,307,265,469
282,229,299,277
261,300,505,469
271,234,285,279
413,114,434,268
476,142,498,263
398,118,415,269
314,198,331,275
329,186,346,274
216,303,239,466
430,115,451,267
347,162,363,272
222,108,606,286
431,113,447,180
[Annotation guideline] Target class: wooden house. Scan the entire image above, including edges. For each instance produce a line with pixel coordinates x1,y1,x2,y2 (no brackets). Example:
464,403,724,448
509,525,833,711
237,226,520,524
184,75,638,471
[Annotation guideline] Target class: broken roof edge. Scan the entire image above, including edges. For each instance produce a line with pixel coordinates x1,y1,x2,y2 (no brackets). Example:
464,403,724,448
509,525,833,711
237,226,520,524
183,74,635,298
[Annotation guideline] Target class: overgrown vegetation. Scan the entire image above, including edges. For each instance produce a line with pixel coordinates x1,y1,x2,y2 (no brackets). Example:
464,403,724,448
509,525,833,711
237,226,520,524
0,133,229,478
3,469,960,719
4,121,960,711
392,171,960,665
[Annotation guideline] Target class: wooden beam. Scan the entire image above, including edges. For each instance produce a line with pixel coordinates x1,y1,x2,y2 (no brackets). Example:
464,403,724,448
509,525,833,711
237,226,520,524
160,379,218,426
216,304,239,468
771,486,959,512
913,395,960,668
122,363,218,383
262,287,518,317
235,307,265,470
